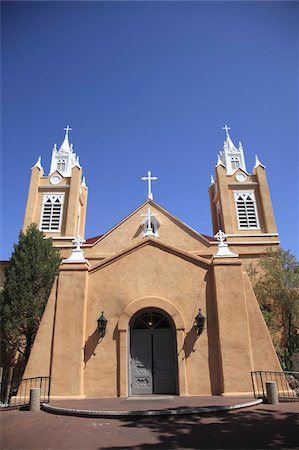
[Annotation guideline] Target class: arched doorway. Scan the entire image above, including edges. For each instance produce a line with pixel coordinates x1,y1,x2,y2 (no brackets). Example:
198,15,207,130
129,309,178,395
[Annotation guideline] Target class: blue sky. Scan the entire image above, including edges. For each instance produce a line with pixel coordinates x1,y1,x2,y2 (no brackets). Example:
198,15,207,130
1,1,298,259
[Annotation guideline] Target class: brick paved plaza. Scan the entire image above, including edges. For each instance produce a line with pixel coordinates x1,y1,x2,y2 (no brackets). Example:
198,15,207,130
1,400,298,449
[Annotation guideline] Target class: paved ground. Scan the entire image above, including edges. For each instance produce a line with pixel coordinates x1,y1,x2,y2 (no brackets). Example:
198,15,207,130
1,399,298,449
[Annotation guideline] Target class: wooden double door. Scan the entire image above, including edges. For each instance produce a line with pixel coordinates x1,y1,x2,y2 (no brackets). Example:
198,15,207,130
130,326,178,395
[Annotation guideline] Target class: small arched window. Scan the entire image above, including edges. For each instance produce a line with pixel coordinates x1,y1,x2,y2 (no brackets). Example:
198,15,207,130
231,156,240,170
57,158,66,173
142,216,159,237
132,311,171,330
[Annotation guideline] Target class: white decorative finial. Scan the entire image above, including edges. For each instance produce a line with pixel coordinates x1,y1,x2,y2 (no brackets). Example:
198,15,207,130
141,170,158,200
213,229,238,258
210,175,215,185
81,176,87,188
74,155,81,169
254,155,265,169
215,230,227,245
70,143,73,151
73,235,84,250
62,235,88,264
216,155,224,167
222,124,231,138
53,143,57,151
141,206,158,237
32,156,43,170
63,125,72,137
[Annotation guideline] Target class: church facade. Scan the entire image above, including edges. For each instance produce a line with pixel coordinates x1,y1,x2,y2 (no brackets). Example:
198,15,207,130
21,126,281,398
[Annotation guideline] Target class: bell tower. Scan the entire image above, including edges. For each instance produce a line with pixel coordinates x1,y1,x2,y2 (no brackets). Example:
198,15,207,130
209,126,279,248
23,127,88,245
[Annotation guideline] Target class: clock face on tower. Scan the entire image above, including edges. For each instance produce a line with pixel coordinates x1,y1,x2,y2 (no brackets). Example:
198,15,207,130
50,175,61,185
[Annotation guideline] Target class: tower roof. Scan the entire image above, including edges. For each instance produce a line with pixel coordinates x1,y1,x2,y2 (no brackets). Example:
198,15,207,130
218,125,247,174
58,126,72,154
223,125,238,151
49,126,79,177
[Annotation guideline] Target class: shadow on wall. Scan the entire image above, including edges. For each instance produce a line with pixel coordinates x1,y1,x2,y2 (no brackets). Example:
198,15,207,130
113,325,121,397
84,329,101,367
181,326,198,360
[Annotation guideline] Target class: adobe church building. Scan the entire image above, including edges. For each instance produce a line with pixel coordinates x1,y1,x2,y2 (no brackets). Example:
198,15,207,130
20,125,282,398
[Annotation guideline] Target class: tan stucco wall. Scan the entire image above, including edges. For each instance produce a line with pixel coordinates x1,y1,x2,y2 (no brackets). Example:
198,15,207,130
84,243,212,397
243,271,282,371
22,236,282,399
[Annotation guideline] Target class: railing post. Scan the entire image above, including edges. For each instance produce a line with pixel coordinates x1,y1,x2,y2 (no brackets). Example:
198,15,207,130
266,381,279,404
259,371,265,399
4,367,14,405
251,372,256,398
29,387,41,411
0,366,3,398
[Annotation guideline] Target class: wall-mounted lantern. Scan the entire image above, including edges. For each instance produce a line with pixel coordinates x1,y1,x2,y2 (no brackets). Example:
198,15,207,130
97,311,108,337
195,309,206,335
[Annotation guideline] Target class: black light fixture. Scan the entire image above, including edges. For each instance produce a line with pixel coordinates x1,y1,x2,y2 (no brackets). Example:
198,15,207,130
97,311,108,337
195,309,206,335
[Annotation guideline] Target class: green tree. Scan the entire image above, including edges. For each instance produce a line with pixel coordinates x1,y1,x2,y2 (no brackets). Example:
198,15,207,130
0,224,61,365
248,248,299,370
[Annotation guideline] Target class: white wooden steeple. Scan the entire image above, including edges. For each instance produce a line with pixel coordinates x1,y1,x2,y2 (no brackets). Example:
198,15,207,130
218,125,247,175
49,126,80,177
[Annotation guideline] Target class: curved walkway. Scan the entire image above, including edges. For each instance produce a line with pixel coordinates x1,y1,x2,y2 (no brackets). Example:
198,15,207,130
42,395,262,418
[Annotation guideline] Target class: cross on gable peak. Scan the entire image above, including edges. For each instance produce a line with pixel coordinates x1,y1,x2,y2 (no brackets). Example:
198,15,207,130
141,170,158,200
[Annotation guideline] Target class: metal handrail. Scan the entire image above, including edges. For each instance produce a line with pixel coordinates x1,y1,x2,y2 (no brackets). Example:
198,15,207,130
251,371,299,401
0,376,50,408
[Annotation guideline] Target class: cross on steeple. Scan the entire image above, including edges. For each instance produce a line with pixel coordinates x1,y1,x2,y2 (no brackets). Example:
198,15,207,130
141,170,158,200
222,125,231,138
63,125,72,138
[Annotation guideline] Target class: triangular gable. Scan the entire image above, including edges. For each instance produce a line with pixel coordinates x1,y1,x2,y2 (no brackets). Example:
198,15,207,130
48,169,68,178
89,236,211,273
84,200,216,257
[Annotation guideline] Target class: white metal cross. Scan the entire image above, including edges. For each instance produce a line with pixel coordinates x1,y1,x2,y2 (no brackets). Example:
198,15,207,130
141,170,158,200
73,235,84,250
64,125,72,137
141,207,158,236
222,125,231,138
214,230,227,245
